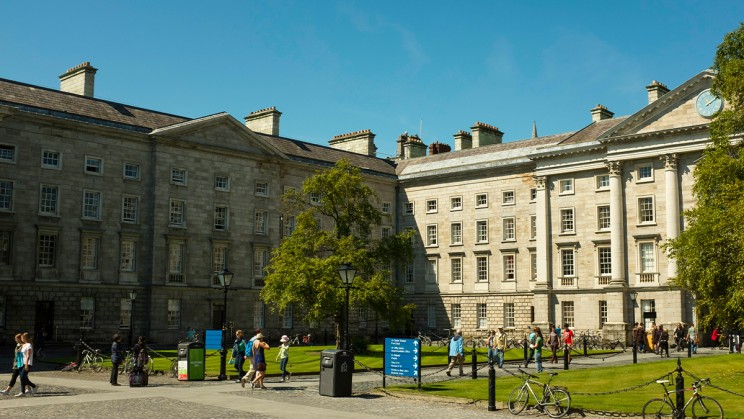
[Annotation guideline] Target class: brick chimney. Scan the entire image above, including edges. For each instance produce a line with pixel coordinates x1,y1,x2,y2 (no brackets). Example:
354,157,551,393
453,130,472,151
590,104,614,123
245,107,282,136
471,122,503,147
645,80,669,104
429,141,451,155
329,129,377,157
396,133,427,159
59,62,97,97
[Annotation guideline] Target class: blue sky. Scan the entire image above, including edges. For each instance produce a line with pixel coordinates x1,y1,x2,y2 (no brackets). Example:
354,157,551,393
2,1,743,158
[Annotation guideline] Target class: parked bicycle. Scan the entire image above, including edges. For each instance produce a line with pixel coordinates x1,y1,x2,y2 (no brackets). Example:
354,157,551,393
78,348,104,373
508,368,571,418
642,378,722,418
417,331,433,346
119,350,154,376
289,333,312,345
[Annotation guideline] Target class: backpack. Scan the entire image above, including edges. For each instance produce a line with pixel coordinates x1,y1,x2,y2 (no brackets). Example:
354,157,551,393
245,339,254,357
231,340,240,358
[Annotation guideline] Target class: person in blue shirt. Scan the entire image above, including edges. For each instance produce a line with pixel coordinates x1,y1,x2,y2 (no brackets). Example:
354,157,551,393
445,329,464,377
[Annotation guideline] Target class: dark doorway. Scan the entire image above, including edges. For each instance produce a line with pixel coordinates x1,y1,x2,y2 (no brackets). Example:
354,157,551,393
35,301,54,343
212,304,223,330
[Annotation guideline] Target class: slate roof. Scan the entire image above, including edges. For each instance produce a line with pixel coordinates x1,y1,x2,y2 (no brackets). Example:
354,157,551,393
557,117,628,146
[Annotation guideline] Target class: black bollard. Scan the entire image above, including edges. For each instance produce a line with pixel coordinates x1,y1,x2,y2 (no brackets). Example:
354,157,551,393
471,344,477,379
563,343,569,370
633,341,637,364
488,357,496,411
688,337,692,358
75,337,83,370
523,336,528,365
675,359,684,419
583,335,588,356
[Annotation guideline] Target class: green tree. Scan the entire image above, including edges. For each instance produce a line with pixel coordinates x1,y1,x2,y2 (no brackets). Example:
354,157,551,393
666,23,744,330
260,160,415,347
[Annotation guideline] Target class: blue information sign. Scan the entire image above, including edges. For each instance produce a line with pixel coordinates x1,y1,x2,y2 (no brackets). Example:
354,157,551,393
384,337,421,378
204,329,222,350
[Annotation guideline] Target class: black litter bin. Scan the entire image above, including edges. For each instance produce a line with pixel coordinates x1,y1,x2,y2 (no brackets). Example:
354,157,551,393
319,349,354,397
177,341,205,381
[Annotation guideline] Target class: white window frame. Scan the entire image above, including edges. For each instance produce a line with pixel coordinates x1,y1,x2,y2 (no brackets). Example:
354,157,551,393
476,255,489,282
451,222,463,245
310,192,322,205
405,261,414,283
426,224,438,247
212,244,227,285
502,190,515,206
597,205,611,231
503,253,516,281
80,297,95,329
450,196,462,211
254,248,269,284
0,180,14,212
122,195,139,224
451,304,461,328
214,205,229,231
82,190,102,220
598,246,612,277
426,258,438,283
595,174,610,191
530,215,537,239
427,299,437,329
167,241,185,283
167,299,181,329
503,303,515,328
119,298,131,329
254,301,265,329
84,156,103,175
560,208,575,234
284,215,296,236
599,300,608,328
283,304,294,329
426,199,438,213
637,163,654,183
562,301,575,328
38,232,57,267
255,210,268,235
502,217,515,241
477,303,488,330
81,236,99,270
0,145,16,164
382,202,391,214
403,201,414,215
214,175,230,191
39,185,59,216
170,168,187,185
120,239,136,272
255,181,269,197
451,257,462,283
475,193,488,208
381,226,391,239
0,231,12,267
639,241,656,273
123,162,140,180
638,196,655,225
169,199,186,227
530,251,537,281
559,178,574,195
476,220,489,243
560,248,575,278
530,188,537,202
41,149,61,169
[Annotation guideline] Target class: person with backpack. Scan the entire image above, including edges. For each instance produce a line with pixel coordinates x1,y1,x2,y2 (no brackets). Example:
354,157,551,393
548,324,560,364
232,330,247,382
530,327,545,373
524,327,536,367
240,328,261,388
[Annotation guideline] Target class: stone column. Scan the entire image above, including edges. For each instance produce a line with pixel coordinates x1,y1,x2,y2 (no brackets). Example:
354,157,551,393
534,176,550,289
608,161,626,286
663,154,680,278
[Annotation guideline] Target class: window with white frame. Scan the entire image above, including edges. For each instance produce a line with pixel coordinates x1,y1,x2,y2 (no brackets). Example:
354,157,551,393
382,202,391,214
561,248,575,277
358,305,368,329
119,298,131,329
530,188,537,202
477,303,488,329
167,299,181,329
381,226,391,239
597,205,611,230
214,175,229,191
42,150,61,169
81,237,99,270
169,199,185,227
639,242,656,273
476,255,489,282
120,239,136,272
83,190,101,220
475,193,488,208
214,205,228,231
0,231,11,266
254,301,265,328
405,261,414,283
171,168,187,185
124,163,140,180
503,303,515,328
254,248,269,284
451,222,462,245
637,164,654,182
427,299,437,328
212,244,227,285
530,215,537,239
403,201,414,215
284,215,296,236
559,179,574,195
450,196,462,211
38,232,57,267
451,304,461,328
0,145,16,163
0,180,13,211
598,246,612,277
638,197,655,224
560,208,575,233
85,156,103,175
562,301,575,328
80,297,95,329
167,241,185,283
39,185,59,216
641,299,656,329
476,220,488,243
122,195,139,223
255,210,268,235
426,258,438,283
599,300,608,328
503,254,516,281
426,199,437,213
596,174,610,190
502,190,515,205
310,192,321,205
503,217,515,241
283,304,294,329
255,181,269,197
426,224,437,246
451,257,462,283
530,252,537,281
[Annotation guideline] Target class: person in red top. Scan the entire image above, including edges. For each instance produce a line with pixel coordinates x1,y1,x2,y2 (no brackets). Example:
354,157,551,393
562,323,574,364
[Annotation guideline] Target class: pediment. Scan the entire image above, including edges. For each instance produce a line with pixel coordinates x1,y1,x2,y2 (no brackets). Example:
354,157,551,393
150,112,286,158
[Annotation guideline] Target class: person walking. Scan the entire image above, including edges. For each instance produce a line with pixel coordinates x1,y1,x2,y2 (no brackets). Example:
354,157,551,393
687,323,698,354
562,323,574,364
524,327,536,367
276,335,291,382
250,333,270,389
548,324,560,364
530,327,544,373
486,330,496,365
240,328,261,387
445,329,464,377
232,330,247,382
16,332,37,397
110,334,124,386
673,323,685,352
658,326,669,357
0,334,23,396
494,326,507,368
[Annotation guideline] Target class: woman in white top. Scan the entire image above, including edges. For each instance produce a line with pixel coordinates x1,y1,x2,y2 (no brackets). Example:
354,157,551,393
17,332,37,397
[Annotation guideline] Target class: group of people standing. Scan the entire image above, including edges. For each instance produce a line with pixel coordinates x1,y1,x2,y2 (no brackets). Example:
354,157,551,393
633,322,699,356
232,329,291,389
1,332,38,397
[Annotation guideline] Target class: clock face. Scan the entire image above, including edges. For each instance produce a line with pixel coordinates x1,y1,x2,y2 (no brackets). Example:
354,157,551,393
696,89,723,118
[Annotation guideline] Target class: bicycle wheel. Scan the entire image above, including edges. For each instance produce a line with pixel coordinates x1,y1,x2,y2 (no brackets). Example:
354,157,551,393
642,398,674,418
92,355,104,372
508,386,529,415
121,357,134,375
146,356,154,375
170,359,178,378
544,388,571,418
691,396,723,419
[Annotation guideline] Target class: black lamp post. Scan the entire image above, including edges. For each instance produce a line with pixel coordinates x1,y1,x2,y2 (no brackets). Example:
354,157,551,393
217,267,234,381
128,290,137,350
630,291,638,364
337,264,357,351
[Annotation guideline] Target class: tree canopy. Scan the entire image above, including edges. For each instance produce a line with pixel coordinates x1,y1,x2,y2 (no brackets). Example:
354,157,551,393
666,23,744,330
260,160,414,346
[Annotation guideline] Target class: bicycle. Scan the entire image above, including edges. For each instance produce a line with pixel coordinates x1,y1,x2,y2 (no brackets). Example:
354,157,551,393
508,368,571,418
417,331,432,346
642,378,723,418
120,350,154,376
78,348,104,373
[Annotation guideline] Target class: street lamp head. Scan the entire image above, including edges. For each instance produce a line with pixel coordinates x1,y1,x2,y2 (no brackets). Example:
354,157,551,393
630,291,638,302
338,263,357,286
217,268,234,288
129,290,137,301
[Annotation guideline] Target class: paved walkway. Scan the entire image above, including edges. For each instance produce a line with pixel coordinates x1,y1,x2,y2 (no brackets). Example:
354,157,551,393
0,346,726,418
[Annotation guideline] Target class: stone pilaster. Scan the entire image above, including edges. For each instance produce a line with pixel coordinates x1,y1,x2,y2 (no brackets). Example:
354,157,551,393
663,154,679,278
607,161,627,286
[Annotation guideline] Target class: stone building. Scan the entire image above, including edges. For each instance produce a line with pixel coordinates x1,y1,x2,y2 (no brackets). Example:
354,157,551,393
0,62,726,345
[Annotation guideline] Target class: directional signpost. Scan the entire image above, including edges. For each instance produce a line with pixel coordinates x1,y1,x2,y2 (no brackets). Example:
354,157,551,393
383,337,422,389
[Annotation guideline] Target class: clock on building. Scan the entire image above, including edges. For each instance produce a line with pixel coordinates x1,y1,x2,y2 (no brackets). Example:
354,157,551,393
695,89,723,118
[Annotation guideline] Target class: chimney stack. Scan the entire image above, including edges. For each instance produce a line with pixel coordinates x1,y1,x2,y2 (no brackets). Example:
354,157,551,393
453,130,472,151
590,104,614,123
245,107,282,136
59,62,97,97
329,129,377,157
471,122,503,147
429,141,451,155
396,133,427,160
645,80,669,104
